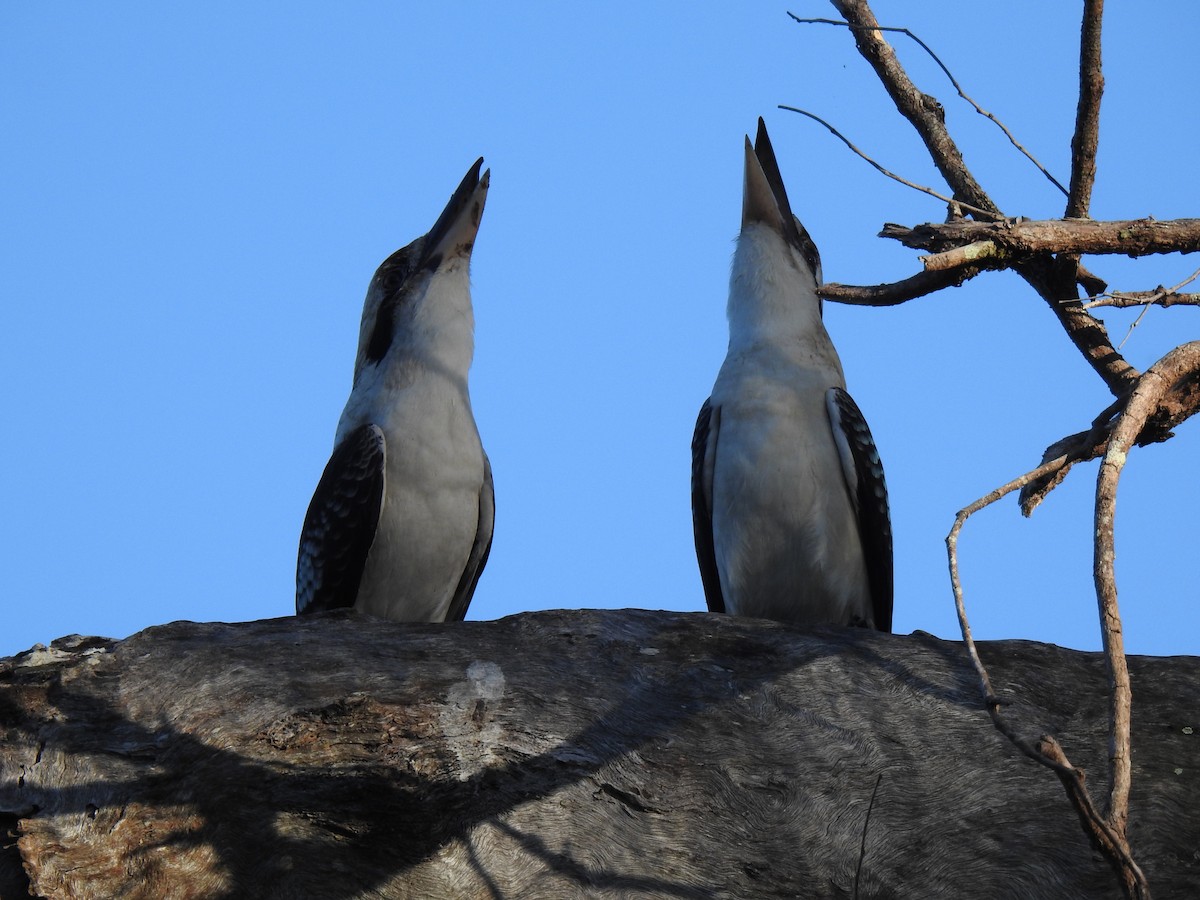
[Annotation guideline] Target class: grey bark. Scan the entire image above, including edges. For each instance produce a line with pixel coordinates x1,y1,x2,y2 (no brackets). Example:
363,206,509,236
1,609,1196,899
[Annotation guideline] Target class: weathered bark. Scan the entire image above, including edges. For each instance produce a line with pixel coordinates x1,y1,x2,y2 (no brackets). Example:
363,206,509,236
881,218,1200,261
1,610,1196,899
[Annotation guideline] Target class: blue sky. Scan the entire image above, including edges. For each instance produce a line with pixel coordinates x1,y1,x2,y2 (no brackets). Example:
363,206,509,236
4,3,1196,658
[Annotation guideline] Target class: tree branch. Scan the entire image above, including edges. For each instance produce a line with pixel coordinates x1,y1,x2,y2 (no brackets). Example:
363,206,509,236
1086,291,1200,310
946,456,1150,900
826,0,1138,398
1067,0,1106,219
818,265,988,306
1083,266,1200,309
882,218,1200,259
778,105,996,217
1090,343,1200,899
827,0,1002,219
788,13,1069,198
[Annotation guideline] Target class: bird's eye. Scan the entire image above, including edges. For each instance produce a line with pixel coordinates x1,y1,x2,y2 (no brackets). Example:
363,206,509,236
794,218,822,278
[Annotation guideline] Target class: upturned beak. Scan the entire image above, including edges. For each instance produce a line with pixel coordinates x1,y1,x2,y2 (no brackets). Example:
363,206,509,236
421,157,491,269
741,118,805,254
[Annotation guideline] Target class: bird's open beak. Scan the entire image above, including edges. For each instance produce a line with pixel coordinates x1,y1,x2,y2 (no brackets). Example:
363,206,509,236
742,118,805,252
421,157,491,268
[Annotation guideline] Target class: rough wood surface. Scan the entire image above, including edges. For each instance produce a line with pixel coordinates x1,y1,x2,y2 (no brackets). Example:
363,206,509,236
1,610,1196,899
881,218,1200,260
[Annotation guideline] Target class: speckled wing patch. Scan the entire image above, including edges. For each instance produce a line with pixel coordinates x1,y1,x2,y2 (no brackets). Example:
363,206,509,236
296,423,386,615
826,387,893,632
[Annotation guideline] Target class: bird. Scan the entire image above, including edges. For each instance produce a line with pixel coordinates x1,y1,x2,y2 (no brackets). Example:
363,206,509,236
296,158,494,623
691,119,892,631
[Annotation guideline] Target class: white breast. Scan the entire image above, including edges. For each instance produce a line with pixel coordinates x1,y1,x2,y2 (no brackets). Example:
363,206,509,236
709,357,870,625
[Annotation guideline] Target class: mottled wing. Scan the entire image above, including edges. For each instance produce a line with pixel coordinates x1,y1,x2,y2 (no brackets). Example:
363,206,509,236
444,453,496,623
296,423,386,615
691,398,725,613
826,388,893,632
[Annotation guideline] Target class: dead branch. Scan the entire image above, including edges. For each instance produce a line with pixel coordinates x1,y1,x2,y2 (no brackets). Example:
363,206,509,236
1067,0,1105,219
1086,291,1200,310
944,346,1200,897
1109,268,1200,346
788,14,1069,197
1089,343,1200,899
1094,345,1200,814
827,0,1139,397
1083,266,1200,310
778,105,996,218
818,265,988,306
1019,354,1200,515
946,457,1149,899
882,218,1200,260
827,0,1001,219
918,240,1001,272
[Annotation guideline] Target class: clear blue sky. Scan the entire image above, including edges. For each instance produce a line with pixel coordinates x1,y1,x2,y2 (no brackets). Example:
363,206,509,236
4,3,1196,658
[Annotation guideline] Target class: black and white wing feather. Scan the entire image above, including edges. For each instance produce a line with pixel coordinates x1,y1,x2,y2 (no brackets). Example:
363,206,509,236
444,454,495,623
826,387,893,632
691,398,725,614
296,423,386,615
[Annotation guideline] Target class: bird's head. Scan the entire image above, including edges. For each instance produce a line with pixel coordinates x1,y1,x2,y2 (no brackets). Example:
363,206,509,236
353,159,490,384
740,118,823,295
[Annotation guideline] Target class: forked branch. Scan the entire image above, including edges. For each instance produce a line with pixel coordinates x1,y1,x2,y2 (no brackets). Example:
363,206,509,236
820,0,1140,396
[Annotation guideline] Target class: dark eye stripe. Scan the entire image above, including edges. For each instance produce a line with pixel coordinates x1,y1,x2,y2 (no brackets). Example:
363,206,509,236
363,244,419,365
795,221,821,276
365,300,394,364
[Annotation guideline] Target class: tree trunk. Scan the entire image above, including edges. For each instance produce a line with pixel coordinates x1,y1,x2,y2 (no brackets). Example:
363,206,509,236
1,609,1196,899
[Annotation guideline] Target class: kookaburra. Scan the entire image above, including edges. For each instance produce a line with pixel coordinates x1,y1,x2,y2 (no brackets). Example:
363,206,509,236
691,120,893,630
296,159,494,622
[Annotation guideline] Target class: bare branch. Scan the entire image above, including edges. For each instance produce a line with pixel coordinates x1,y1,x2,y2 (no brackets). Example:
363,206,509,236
825,0,1139,396
777,106,996,217
788,13,1069,197
1095,343,1200,820
948,456,1070,704
883,217,1200,259
1020,353,1200,515
828,0,1002,219
819,265,988,306
919,240,1000,272
946,454,1150,899
1116,304,1154,350
1067,0,1106,218
1088,343,1200,900
1086,291,1200,310
1078,267,1110,296
1083,267,1200,310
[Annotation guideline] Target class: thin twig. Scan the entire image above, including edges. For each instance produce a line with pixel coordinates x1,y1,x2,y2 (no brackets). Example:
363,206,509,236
777,105,996,218
827,0,1001,218
788,13,1069,196
946,454,1148,896
1117,305,1154,350
1082,266,1200,312
853,773,884,899
1085,291,1200,310
1092,267,1200,349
